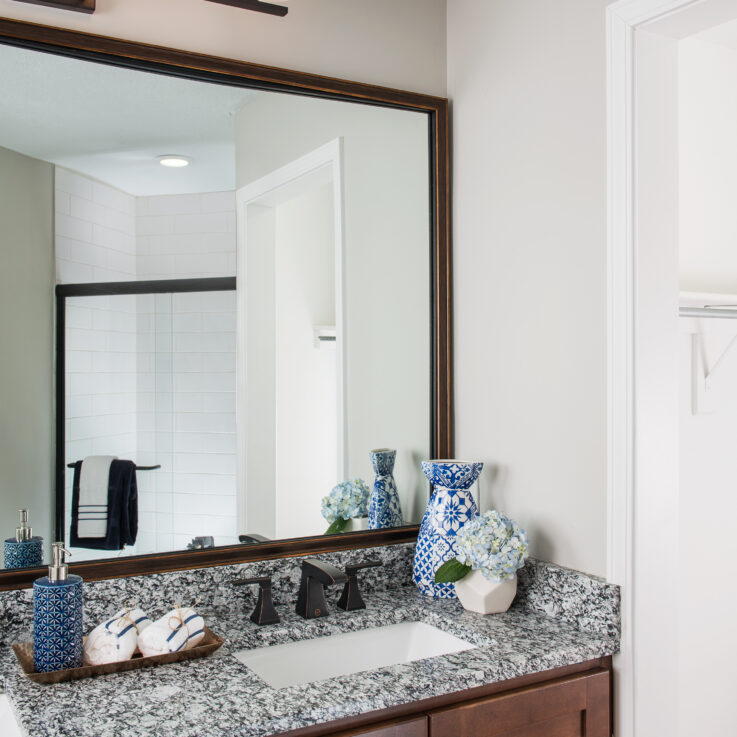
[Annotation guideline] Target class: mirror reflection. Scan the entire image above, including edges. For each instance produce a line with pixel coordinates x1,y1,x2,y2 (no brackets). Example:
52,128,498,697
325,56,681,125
0,42,432,568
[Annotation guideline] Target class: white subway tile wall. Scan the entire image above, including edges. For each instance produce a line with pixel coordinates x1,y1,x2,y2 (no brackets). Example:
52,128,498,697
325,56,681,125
136,191,236,279
56,171,238,556
63,294,139,562
55,168,137,284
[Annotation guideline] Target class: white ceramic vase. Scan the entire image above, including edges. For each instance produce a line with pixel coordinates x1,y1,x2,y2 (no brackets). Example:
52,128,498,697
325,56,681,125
454,571,517,614
346,516,370,532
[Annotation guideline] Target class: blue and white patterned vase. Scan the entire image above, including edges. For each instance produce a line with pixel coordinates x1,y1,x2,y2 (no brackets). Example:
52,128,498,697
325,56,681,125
412,460,483,598
368,449,404,529
33,575,83,672
4,537,43,569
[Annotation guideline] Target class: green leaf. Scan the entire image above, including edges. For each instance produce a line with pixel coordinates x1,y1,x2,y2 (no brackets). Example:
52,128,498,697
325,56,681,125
325,518,350,535
434,559,472,583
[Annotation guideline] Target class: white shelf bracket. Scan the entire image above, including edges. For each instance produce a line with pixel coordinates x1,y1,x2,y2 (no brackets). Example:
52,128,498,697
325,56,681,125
690,325,737,415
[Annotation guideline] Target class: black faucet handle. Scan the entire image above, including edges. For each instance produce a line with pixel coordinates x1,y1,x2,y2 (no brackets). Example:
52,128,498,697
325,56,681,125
345,560,383,576
232,576,280,626
338,560,383,612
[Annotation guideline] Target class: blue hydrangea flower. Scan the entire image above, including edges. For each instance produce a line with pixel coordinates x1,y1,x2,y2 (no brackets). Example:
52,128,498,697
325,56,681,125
321,479,370,523
454,510,529,582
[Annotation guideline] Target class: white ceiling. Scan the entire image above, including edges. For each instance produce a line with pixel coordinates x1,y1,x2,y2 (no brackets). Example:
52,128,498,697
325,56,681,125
695,16,737,50
644,0,737,46
0,44,257,196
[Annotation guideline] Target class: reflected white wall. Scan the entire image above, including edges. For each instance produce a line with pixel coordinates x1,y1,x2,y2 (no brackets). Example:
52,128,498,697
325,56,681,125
235,95,431,527
274,182,337,539
0,146,54,560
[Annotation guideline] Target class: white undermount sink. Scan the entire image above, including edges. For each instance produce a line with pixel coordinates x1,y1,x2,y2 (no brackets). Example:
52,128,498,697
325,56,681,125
234,621,476,689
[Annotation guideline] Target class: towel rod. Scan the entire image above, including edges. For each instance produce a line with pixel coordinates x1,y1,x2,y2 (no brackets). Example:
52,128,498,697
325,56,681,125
67,462,161,470
679,306,737,319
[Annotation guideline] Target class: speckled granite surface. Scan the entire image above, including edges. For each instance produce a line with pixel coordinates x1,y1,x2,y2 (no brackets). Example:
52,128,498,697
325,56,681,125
0,544,620,737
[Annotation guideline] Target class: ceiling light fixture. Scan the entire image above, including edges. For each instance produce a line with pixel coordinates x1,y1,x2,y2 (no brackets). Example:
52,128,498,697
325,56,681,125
158,155,191,168
204,0,288,17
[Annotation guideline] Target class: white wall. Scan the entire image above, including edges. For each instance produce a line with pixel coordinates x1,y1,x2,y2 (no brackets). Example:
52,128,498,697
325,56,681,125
274,182,337,539
676,25,737,733
55,168,136,283
0,0,446,96
679,38,737,293
0,146,54,558
678,301,737,737
169,290,237,549
631,19,737,737
137,192,236,279
447,0,608,576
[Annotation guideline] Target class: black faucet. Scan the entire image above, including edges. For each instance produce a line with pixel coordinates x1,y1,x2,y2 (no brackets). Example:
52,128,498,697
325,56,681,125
337,560,383,612
232,576,280,626
295,559,347,619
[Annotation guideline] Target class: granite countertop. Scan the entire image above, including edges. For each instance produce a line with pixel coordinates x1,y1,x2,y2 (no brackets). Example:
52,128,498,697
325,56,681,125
1,584,619,737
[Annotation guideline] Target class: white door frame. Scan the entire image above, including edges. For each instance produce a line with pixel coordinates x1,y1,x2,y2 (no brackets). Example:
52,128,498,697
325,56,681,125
606,1,699,735
235,139,346,536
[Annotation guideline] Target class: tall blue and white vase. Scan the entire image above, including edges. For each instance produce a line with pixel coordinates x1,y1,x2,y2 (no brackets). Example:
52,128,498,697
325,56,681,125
368,449,404,529
412,460,483,598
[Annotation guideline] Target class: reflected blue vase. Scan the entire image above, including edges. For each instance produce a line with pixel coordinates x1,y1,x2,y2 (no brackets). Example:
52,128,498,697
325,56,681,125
412,460,483,598
368,449,403,529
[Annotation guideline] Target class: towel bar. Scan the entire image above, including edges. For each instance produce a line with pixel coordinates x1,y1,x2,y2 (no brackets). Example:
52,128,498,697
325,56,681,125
66,462,161,470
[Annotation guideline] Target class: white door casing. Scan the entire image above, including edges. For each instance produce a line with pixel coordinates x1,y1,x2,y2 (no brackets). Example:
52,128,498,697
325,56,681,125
607,1,701,736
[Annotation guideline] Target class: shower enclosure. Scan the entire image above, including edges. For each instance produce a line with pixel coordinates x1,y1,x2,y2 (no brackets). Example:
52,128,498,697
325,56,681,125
56,277,237,560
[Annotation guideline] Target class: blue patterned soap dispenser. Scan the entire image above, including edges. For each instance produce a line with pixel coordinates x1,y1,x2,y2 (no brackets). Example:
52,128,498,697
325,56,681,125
4,509,43,570
33,543,83,673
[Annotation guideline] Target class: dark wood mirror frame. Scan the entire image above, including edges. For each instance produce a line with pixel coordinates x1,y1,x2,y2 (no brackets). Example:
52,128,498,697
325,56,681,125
0,16,451,591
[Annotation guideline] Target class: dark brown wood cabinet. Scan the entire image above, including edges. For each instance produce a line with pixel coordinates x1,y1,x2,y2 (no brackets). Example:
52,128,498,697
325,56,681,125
297,660,612,737
326,716,428,737
429,669,610,737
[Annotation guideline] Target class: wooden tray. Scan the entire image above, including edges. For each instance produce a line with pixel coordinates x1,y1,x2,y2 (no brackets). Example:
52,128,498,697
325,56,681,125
12,626,224,684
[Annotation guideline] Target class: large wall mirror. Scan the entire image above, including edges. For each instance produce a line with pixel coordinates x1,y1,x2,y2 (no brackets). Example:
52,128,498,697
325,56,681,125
0,18,450,588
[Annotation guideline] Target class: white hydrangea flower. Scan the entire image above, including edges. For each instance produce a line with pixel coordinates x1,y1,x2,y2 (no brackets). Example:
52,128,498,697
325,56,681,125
454,510,529,582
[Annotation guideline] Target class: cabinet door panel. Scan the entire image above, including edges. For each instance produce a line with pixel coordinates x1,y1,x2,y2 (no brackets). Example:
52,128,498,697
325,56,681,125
501,711,582,737
429,670,610,737
329,715,427,737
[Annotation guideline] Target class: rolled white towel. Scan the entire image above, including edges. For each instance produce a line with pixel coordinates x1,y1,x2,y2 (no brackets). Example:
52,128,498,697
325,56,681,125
83,607,152,666
137,607,205,658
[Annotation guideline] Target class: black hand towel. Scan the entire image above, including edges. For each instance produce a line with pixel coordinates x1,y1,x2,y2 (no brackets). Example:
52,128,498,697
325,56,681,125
70,460,138,551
